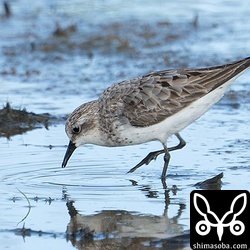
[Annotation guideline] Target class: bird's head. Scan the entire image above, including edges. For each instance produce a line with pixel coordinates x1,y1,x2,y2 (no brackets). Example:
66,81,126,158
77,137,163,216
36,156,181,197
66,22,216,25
62,101,99,168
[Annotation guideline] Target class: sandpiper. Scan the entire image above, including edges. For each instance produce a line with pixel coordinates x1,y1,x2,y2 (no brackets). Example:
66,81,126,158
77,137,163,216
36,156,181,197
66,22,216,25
62,57,250,179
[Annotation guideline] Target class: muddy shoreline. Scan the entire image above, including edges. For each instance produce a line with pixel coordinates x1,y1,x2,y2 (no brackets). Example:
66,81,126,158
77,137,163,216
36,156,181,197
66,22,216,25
0,102,66,138
1,1,249,250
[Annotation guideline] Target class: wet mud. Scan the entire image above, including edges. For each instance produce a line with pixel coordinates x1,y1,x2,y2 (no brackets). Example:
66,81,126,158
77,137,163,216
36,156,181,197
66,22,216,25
0,1,249,250
0,102,65,138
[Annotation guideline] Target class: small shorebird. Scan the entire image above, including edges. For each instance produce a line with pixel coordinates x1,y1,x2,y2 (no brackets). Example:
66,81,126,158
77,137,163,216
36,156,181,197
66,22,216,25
62,57,250,179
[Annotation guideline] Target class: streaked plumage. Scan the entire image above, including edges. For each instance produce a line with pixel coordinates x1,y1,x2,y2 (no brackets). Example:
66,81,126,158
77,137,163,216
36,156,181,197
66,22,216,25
62,57,250,178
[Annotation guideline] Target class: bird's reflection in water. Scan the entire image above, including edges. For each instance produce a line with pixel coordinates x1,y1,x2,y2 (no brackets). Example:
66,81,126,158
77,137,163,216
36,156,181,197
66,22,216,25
65,179,188,250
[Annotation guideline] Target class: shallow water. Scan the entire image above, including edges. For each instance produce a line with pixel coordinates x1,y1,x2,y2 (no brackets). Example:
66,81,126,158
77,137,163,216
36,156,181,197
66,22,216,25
0,0,250,249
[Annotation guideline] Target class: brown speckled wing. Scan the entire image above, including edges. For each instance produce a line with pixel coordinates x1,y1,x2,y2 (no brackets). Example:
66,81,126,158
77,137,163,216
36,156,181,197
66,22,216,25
99,57,250,128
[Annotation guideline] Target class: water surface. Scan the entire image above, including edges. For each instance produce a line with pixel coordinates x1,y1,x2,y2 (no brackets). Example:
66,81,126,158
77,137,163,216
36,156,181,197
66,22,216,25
0,0,250,249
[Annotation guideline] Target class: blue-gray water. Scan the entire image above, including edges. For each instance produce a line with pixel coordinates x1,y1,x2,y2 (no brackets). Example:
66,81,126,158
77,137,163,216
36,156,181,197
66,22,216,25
0,0,249,249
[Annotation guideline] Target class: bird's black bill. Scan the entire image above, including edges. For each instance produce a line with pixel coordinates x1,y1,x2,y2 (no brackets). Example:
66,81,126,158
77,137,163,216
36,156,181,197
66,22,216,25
62,141,76,168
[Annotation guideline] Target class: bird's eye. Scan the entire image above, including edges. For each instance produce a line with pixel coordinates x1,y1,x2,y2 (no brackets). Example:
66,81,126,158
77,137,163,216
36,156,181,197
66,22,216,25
72,126,80,134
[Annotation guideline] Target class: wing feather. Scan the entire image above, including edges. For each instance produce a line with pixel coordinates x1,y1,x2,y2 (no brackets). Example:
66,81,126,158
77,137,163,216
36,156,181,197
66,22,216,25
98,57,250,128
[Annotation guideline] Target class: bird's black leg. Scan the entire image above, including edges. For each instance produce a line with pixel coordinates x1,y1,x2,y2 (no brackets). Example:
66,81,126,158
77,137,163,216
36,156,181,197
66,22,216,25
127,133,186,174
168,133,186,152
127,149,165,173
161,145,170,179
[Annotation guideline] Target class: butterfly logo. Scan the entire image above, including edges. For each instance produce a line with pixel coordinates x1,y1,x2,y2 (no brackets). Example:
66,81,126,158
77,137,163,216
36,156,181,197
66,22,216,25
193,193,247,241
